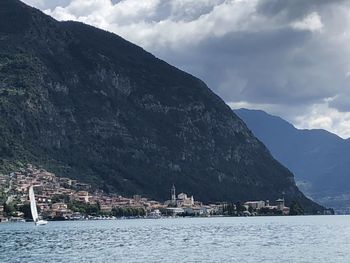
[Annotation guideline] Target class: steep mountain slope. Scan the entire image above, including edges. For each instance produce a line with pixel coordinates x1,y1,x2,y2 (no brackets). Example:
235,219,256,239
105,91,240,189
235,108,350,212
0,0,322,212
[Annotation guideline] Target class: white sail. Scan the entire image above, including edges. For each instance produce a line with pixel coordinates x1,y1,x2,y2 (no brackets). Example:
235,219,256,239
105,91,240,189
29,186,39,222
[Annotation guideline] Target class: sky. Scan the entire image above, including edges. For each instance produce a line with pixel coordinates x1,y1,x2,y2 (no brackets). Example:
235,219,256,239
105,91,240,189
22,0,350,139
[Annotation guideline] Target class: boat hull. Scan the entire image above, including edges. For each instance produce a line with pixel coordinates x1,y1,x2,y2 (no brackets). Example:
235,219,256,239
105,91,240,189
35,220,48,226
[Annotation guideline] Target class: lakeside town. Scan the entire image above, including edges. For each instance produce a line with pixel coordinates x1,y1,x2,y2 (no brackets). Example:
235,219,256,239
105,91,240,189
0,164,307,223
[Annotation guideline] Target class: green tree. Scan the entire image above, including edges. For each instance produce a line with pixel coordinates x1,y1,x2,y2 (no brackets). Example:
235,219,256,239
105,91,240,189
4,202,17,216
67,201,101,216
248,206,254,214
18,204,32,219
289,201,304,215
235,202,247,213
111,207,145,217
222,203,236,216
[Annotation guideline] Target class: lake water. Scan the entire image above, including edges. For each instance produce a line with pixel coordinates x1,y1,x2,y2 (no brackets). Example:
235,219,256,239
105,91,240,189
1,216,350,263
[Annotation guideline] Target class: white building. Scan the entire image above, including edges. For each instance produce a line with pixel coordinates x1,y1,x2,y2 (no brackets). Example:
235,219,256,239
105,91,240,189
276,198,285,211
177,193,194,206
244,201,265,210
171,184,176,205
166,207,184,216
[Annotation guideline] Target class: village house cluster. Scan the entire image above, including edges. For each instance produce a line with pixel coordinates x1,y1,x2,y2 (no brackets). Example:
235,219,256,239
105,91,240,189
0,164,291,222
162,184,221,216
0,164,223,221
244,199,290,215
0,164,165,221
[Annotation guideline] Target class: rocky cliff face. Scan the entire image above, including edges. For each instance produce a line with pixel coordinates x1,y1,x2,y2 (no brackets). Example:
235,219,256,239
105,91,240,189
0,0,322,212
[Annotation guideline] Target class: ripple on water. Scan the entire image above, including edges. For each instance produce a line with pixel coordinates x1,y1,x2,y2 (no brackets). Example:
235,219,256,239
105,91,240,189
1,216,350,263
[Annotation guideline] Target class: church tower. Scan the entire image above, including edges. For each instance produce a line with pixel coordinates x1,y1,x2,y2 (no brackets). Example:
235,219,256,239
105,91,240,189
171,184,176,205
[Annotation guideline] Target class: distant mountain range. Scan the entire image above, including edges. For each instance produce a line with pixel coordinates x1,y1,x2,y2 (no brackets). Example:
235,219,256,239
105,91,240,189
235,108,350,212
0,0,322,213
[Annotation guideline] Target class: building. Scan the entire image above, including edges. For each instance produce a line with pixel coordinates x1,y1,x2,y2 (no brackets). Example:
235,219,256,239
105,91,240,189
50,203,72,219
276,198,285,211
37,195,52,203
133,195,141,202
52,203,68,210
100,205,113,214
177,193,194,206
166,185,196,207
147,209,161,219
276,198,290,215
59,177,73,187
166,207,184,216
171,184,176,205
244,201,265,210
74,191,90,203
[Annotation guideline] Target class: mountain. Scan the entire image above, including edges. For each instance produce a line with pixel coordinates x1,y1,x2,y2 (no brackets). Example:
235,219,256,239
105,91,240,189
0,0,322,212
235,108,350,212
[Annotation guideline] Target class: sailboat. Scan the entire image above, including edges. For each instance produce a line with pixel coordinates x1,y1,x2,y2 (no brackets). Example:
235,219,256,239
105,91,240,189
29,186,48,226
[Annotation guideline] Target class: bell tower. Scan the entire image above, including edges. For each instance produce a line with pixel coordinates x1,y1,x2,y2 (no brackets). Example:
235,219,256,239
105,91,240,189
171,184,176,205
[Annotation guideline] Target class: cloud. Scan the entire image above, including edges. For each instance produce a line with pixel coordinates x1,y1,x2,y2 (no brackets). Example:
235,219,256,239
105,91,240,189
256,0,345,20
229,100,350,139
291,12,323,32
294,103,350,139
21,0,350,138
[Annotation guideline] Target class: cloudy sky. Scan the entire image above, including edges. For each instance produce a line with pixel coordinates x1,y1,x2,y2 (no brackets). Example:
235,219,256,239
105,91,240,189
23,0,350,138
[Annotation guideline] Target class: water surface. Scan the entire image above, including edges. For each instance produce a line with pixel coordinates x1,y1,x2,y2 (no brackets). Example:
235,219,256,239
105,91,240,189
1,216,349,262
